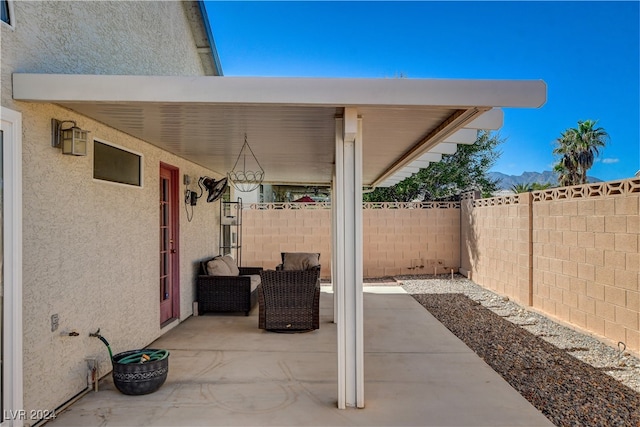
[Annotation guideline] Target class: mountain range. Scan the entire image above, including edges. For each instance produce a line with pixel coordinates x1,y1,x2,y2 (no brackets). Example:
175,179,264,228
488,171,603,190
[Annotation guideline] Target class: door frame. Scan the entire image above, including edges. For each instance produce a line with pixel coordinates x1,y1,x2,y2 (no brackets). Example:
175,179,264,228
159,162,180,326
1,107,23,427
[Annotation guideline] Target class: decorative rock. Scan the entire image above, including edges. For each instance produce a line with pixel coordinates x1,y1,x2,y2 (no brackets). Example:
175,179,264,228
400,276,640,426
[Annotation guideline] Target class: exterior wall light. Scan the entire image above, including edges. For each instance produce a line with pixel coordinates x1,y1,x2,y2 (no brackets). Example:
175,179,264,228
51,119,90,156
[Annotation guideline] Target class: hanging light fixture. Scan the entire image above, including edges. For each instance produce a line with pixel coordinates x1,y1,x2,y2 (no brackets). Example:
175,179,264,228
227,133,264,192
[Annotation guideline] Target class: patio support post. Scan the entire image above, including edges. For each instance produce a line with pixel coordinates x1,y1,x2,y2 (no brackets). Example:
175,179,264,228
334,109,364,409
331,173,338,323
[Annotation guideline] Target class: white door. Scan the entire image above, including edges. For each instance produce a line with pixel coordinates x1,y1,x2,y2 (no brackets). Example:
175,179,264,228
1,107,23,427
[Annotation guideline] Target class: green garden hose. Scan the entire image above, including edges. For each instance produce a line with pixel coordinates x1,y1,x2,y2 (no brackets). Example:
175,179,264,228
116,349,169,365
91,330,168,364
90,330,113,359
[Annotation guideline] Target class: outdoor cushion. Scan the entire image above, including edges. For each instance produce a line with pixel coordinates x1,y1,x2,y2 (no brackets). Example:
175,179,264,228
220,255,240,276
282,252,320,271
248,274,261,292
206,257,232,276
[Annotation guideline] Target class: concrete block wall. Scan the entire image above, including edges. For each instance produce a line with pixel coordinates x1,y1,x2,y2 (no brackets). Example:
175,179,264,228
464,194,531,305
463,179,640,355
532,181,640,353
242,207,333,276
362,205,460,278
242,202,460,279
244,179,639,355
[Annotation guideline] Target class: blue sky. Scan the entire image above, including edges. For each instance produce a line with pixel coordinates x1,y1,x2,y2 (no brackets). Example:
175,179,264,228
204,1,640,182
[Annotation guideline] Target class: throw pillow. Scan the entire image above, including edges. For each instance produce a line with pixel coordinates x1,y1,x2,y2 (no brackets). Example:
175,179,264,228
282,252,320,271
206,257,231,276
221,255,240,276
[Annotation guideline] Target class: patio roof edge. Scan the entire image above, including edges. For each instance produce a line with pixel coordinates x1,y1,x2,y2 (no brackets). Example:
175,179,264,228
12,74,547,109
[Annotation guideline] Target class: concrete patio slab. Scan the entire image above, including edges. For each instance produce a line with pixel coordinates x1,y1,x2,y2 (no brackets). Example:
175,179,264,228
46,287,553,426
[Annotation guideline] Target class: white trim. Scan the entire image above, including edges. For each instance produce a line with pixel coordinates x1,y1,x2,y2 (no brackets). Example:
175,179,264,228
354,118,364,409
334,118,346,409
1,0,15,30
344,128,356,408
1,107,24,427
331,172,338,325
13,74,548,108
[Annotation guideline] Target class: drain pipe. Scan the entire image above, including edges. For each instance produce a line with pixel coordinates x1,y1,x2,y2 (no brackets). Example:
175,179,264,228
85,357,99,392
30,332,109,426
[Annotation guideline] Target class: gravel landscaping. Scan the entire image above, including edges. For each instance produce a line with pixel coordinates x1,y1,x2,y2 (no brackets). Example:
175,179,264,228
398,275,640,427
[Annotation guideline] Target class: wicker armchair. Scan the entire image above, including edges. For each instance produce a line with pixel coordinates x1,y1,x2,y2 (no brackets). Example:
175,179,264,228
197,257,262,316
258,268,321,331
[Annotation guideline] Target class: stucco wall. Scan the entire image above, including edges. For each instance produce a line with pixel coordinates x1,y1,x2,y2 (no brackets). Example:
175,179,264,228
1,1,205,112
1,0,220,418
19,102,221,418
242,202,461,279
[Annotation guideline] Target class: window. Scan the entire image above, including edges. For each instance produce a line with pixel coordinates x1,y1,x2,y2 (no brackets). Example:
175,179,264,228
1,0,11,25
93,140,142,187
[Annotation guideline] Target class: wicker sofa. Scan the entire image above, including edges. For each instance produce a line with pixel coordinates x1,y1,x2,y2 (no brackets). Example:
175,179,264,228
197,255,262,316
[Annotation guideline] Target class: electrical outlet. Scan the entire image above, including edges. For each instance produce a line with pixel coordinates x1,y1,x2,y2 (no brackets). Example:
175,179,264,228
51,314,59,332
183,174,191,185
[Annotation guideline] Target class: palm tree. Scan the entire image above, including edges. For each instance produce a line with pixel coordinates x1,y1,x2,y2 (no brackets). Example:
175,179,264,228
511,182,553,193
553,120,609,186
511,183,533,193
573,120,609,184
553,158,573,187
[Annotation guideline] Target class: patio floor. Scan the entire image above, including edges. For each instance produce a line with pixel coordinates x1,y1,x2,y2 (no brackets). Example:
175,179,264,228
47,286,553,426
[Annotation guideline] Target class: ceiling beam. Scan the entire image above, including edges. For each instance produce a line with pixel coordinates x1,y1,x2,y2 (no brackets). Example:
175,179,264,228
429,142,458,155
370,107,489,187
442,128,478,145
464,108,503,130
409,160,431,168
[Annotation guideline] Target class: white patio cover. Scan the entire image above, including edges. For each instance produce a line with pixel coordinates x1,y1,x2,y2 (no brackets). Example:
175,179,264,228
13,73,547,408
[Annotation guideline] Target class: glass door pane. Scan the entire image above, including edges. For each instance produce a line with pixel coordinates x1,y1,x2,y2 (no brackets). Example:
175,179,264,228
160,178,169,302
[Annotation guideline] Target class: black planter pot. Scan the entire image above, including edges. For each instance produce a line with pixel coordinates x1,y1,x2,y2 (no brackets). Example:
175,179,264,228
112,349,169,395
